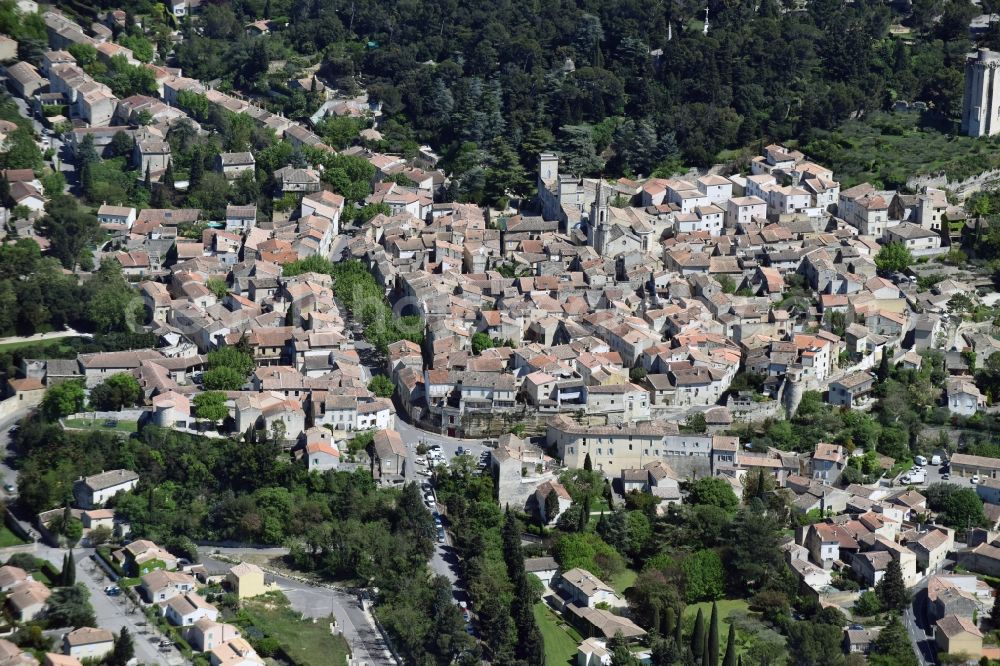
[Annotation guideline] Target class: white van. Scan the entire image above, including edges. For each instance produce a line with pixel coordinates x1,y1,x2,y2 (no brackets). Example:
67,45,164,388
931,455,942,466
914,455,927,466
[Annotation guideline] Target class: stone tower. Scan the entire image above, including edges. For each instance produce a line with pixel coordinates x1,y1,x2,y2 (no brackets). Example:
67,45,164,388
590,182,610,253
962,48,1000,137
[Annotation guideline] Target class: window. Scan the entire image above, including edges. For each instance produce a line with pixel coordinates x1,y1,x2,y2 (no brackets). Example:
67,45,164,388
609,448,614,455
597,448,602,455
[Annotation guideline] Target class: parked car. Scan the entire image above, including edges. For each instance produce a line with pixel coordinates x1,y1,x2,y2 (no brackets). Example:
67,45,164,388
972,475,981,484
931,455,942,465
942,473,950,480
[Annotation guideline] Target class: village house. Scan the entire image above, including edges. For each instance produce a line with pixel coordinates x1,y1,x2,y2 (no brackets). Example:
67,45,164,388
935,614,982,658
946,378,986,416
72,469,139,509
371,428,406,479
558,568,623,609
226,563,267,599
61,628,113,661
215,152,256,180
165,592,219,627
139,569,197,603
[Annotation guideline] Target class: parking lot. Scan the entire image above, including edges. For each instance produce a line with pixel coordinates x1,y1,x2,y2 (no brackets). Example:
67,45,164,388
896,454,986,492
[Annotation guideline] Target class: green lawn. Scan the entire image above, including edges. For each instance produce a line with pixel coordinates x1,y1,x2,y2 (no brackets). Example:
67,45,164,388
244,594,351,666
610,568,637,595
63,418,137,433
534,602,581,666
0,525,27,548
683,599,751,629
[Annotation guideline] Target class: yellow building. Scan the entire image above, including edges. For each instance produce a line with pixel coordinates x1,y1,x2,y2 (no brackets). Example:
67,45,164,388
226,563,266,600
935,614,982,657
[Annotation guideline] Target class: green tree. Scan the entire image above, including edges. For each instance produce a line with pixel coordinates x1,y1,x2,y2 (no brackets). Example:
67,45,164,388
202,366,245,390
683,478,739,513
109,627,135,666
87,525,112,547
193,391,228,423
368,375,395,398
207,346,256,377
691,607,705,659
41,380,86,420
682,550,725,602
89,373,142,411
85,260,138,333
207,278,228,300
787,620,845,666
45,584,96,628
608,631,642,666
708,601,720,666
544,489,560,524
867,615,918,666
875,558,910,611
584,453,593,471
34,195,100,271
722,625,736,666
62,518,82,548
62,550,75,585
853,590,882,616
874,242,913,274
472,332,495,354
727,502,786,594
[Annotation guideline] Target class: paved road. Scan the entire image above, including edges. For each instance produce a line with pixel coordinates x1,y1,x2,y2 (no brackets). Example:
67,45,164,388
0,78,74,191
903,581,935,666
19,541,183,665
198,554,394,666
0,328,81,347
78,550,186,666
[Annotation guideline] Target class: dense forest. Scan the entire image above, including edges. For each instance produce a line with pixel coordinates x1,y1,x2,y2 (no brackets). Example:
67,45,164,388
51,0,985,205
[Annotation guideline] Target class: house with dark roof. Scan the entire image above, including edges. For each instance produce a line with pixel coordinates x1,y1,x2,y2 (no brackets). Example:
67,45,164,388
214,152,255,180
73,469,139,509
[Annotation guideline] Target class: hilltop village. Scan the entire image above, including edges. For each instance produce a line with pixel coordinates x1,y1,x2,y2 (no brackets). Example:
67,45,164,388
2,3,1000,666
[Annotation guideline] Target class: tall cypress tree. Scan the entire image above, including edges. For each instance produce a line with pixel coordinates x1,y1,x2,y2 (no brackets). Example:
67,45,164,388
578,494,590,532
708,601,719,666
162,159,175,193
584,452,593,471
691,608,705,659
674,605,684,648
63,551,75,586
663,605,676,639
189,147,204,189
722,625,736,666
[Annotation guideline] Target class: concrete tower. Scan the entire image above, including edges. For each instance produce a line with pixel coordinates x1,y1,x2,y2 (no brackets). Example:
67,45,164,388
962,48,1000,137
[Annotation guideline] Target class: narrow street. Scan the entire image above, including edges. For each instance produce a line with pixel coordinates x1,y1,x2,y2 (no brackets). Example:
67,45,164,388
903,578,935,666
